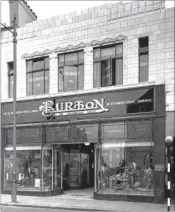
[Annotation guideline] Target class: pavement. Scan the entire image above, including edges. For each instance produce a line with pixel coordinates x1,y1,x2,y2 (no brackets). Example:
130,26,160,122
0,191,174,212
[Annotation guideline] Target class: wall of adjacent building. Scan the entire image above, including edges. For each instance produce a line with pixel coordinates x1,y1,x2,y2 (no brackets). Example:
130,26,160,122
1,0,174,136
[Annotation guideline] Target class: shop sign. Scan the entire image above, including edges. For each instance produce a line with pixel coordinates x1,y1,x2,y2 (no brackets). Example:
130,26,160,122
2,86,159,124
155,164,164,172
39,99,108,118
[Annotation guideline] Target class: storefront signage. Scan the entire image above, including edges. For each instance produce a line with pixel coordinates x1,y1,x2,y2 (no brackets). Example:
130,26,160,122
1,86,159,125
155,164,164,172
39,99,109,118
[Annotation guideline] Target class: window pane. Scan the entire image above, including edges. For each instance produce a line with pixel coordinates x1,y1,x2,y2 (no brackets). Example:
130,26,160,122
139,54,148,82
65,53,78,65
93,48,100,61
9,75,13,98
101,59,112,87
116,44,123,58
115,58,123,85
78,65,84,90
93,62,101,88
98,144,154,196
63,66,78,91
27,73,33,96
44,70,49,94
44,57,50,70
58,68,64,91
4,150,42,191
101,47,115,60
139,37,148,53
58,55,64,67
33,71,44,95
26,60,32,72
78,51,84,64
8,62,13,74
33,59,44,71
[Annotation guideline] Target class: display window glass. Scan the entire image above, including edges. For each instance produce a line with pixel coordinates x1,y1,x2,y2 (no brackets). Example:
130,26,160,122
97,142,154,195
4,149,42,191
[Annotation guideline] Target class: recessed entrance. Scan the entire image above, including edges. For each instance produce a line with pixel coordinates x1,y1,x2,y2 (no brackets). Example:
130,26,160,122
61,144,94,190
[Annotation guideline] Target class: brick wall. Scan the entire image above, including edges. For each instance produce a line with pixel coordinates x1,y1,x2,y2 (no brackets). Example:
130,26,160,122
1,0,174,114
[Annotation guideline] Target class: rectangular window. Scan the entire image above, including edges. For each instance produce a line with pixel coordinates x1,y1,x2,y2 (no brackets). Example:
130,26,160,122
26,57,50,96
93,44,123,88
139,37,149,82
8,62,14,98
58,51,84,92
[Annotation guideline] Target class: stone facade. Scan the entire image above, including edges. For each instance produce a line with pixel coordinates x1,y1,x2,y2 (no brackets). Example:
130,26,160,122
1,0,174,135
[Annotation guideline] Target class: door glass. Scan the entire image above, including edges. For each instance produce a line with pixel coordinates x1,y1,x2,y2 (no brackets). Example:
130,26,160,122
53,150,61,190
69,149,80,188
80,153,89,188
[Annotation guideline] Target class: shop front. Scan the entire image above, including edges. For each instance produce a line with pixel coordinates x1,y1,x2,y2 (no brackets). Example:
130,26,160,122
1,84,165,202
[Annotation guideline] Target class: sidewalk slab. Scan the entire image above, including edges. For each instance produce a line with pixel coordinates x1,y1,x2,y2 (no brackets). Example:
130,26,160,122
0,194,174,212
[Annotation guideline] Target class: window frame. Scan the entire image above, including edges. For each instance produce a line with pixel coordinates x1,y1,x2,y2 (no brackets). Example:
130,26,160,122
26,57,50,96
139,37,149,83
57,51,84,92
93,43,123,88
7,62,14,98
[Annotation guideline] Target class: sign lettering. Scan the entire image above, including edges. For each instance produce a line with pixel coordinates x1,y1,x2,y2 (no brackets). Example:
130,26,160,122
39,99,109,118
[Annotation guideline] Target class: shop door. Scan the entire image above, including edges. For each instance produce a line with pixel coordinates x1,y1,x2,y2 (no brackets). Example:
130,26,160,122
53,148,63,190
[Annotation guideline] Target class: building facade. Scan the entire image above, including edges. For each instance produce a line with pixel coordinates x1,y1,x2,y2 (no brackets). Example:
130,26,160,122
1,0,174,203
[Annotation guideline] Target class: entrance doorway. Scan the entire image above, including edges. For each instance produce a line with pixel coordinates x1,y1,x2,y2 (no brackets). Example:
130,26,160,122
61,143,94,190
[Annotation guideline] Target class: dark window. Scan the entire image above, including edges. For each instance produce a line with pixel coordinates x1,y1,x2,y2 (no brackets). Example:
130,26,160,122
58,51,84,92
93,44,123,88
8,62,14,98
139,37,149,82
26,57,49,96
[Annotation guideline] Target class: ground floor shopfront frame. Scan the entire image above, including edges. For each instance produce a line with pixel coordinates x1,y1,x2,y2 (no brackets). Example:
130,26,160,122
1,84,167,202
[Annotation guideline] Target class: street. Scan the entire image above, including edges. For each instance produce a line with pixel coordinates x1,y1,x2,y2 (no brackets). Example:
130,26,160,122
0,206,110,212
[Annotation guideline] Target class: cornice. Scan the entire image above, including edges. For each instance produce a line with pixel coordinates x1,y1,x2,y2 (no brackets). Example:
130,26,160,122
21,34,127,59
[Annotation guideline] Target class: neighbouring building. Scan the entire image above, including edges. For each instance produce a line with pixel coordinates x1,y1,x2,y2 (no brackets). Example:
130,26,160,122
0,0,174,203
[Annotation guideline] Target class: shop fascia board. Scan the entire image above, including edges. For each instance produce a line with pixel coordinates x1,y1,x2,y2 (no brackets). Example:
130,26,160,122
1,81,164,104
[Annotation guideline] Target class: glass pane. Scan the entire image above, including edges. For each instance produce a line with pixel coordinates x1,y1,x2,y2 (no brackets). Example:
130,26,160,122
8,62,13,74
101,59,112,87
78,51,84,64
115,58,123,85
26,60,32,72
65,52,78,65
44,70,49,94
27,73,33,96
4,150,42,191
93,48,100,61
9,75,13,98
44,57,50,70
42,149,52,191
93,62,101,88
116,44,123,58
98,143,154,195
58,55,64,67
78,65,84,90
53,150,61,189
101,123,125,140
58,68,64,92
33,71,44,95
33,59,44,71
101,47,115,60
63,66,78,91
139,54,148,82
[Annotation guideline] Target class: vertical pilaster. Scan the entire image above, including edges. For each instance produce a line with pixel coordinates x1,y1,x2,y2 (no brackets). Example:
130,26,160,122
84,46,93,90
49,53,58,94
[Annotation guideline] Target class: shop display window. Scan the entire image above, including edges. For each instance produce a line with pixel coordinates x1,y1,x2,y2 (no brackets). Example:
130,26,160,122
97,143,154,195
4,149,42,191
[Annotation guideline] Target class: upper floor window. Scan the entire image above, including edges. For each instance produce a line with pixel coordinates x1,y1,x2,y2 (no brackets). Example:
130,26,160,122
93,43,123,88
139,37,149,82
58,51,84,92
26,57,49,96
8,62,14,98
